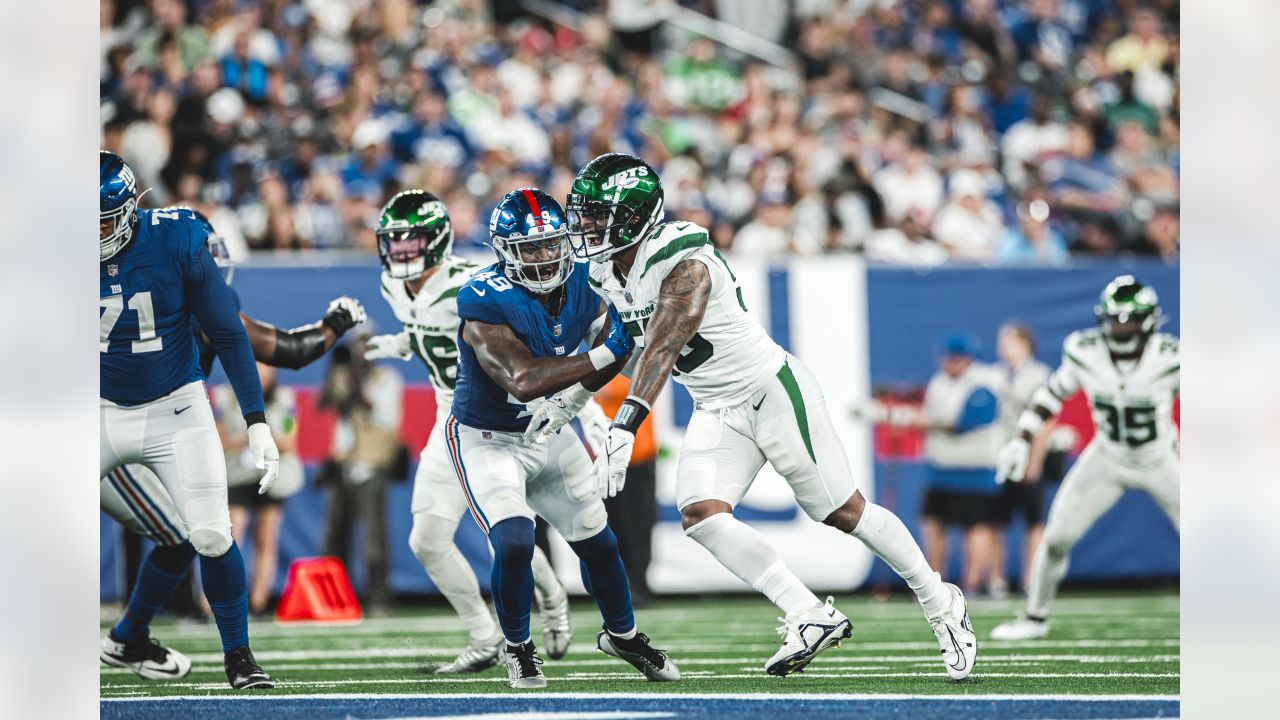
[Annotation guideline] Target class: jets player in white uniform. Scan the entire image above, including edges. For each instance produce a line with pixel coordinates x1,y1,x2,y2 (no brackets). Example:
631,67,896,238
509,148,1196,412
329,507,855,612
361,189,575,672
991,276,1179,640
528,153,976,679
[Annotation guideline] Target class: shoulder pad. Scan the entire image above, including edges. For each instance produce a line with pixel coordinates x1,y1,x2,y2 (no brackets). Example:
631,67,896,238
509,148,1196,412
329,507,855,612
639,221,712,279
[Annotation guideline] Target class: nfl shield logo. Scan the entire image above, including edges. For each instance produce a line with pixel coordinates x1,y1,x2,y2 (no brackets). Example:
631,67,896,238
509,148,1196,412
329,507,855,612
553,322,562,336
624,291,633,304
482,431,492,439
107,264,119,277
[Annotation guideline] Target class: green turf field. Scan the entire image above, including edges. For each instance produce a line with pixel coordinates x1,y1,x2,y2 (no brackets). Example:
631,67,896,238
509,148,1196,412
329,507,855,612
99,588,1178,699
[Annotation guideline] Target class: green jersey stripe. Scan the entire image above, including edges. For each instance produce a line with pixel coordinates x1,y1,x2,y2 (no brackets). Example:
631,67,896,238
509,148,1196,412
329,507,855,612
1155,364,1179,380
776,361,816,464
429,286,461,307
641,232,710,277
1065,352,1092,373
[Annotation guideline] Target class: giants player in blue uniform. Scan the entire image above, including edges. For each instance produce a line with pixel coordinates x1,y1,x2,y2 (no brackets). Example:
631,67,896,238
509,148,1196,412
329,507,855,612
100,152,278,689
449,188,679,688
100,207,366,681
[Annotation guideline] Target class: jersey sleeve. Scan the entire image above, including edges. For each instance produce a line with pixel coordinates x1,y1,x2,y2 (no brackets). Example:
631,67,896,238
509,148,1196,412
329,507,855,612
1046,332,1086,401
455,283,508,325
181,226,265,417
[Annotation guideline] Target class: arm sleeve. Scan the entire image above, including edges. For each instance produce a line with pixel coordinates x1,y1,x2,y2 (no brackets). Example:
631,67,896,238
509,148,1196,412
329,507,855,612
954,387,999,433
271,322,330,370
185,246,265,418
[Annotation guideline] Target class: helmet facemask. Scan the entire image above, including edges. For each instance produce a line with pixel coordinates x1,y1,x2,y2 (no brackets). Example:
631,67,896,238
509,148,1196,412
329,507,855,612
566,193,664,263
494,226,575,294
100,196,137,261
377,223,452,280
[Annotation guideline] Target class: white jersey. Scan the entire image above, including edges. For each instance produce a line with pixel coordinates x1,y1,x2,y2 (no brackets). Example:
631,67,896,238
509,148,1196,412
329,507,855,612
1047,329,1179,465
379,255,479,411
588,221,787,409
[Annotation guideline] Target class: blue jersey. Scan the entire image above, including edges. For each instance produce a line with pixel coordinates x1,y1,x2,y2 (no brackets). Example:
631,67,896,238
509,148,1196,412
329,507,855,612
100,208,263,415
193,287,242,378
452,263,601,432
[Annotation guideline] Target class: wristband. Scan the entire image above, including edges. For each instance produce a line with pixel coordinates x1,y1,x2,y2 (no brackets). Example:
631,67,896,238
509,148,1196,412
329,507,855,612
588,343,618,371
611,396,650,433
244,411,267,427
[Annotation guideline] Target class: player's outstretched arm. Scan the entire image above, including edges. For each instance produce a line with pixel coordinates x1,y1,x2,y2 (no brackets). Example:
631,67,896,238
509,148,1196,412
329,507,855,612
627,259,711,406
997,364,1078,484
463,317,630,403
240,296,367,370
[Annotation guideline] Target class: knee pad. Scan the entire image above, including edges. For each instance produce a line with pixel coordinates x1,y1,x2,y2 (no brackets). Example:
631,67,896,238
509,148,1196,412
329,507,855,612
562,501,607,542
189,527,233,557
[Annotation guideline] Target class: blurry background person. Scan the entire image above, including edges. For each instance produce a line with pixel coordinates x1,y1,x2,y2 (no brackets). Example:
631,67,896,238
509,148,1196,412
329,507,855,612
318,333,403,615
995,323,1052,594
593,375,659,607
215,363,304,617
902,334,1006,595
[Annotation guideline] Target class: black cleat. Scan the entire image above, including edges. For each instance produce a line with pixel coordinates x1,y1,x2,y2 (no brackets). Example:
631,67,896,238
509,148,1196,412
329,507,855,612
224,645,274,689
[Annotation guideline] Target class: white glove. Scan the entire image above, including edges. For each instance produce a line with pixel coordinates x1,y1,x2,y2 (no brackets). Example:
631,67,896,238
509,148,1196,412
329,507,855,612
577,399,610,457
364,331,412,361
247,422,280,495
849,400,890,423
995,437,1030,485
595,427,634,499
522,384,593,444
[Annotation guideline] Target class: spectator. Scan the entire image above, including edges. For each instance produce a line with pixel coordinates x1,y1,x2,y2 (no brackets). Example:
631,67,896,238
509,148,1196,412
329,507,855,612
865,214,949,266
1106,8,1169,75
219,32,271,105
730,189,797,257
132,0,210,72
1134,207,1180,262
216,363,304,617
873,146,944,226
994,323,1052,595
594,375,660,607
319,335,404,616
1001,94,1068,191
998,198,1069,265
932,169,1003,262
341,120,399,200
907,333,1006,596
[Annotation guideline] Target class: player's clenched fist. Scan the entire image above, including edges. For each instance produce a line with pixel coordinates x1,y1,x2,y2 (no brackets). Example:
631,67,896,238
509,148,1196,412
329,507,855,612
248,422,280,494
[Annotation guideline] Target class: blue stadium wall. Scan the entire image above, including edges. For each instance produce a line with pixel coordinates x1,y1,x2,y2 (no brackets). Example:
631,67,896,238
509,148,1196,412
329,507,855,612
99,258,1179,600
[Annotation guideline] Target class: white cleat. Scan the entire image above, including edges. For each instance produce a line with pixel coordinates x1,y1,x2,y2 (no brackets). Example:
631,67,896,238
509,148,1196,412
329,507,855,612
765,596,853,676
931,583,978,680
991,616,1050,641
435,632,503,674
502,641,548,689
100,632,192,680
537,586,573,660
596,630,681,681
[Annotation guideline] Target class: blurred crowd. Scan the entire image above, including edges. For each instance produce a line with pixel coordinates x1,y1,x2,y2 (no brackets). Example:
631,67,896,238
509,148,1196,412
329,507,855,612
100,0,1179,265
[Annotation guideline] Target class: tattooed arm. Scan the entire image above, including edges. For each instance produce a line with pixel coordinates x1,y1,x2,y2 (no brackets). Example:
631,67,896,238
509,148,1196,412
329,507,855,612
627,259,712,406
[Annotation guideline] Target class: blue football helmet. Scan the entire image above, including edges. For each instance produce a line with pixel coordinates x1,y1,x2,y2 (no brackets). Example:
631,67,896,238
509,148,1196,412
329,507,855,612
100,150,139,261
488,187,574,294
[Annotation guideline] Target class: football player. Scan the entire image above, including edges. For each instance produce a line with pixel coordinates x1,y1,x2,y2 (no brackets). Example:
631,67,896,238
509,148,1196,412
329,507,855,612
449,187,679,688
991,276,1179,640
530,153,975,679
101,151,279,689
362,189,577,673
100,208,366,681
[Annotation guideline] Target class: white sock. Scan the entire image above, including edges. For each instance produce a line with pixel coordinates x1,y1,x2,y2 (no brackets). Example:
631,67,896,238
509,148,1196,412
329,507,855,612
608,626,637,640
410,518,497,643
685,512,820,616
851,501,950,620
530,545,564,601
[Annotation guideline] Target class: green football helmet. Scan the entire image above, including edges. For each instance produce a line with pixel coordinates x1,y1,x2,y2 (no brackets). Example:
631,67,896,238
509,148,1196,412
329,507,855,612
566,152,665,262
1095,275,1161,356
377,189,453,279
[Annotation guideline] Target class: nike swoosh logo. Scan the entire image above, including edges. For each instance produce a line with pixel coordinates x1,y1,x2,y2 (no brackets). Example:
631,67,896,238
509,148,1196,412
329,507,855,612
174,406,191,415
474,287,486,297
752,396,766,411
946,627,967,671
148,660,184,676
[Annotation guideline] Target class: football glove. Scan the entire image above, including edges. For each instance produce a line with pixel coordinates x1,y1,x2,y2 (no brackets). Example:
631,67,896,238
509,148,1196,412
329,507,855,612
522,383,594,444
995,437,1030,484
247,422,281,495
323,296,367,335
603,305,636,360
577,398,610,457
364,331,412,361
595,427,634,499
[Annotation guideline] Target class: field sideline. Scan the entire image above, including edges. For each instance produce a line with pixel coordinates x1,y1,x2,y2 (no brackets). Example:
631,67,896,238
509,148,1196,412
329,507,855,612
100,588,1179,719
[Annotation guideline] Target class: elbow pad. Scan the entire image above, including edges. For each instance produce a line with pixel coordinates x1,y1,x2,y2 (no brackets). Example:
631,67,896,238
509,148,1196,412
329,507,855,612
272,324,329,370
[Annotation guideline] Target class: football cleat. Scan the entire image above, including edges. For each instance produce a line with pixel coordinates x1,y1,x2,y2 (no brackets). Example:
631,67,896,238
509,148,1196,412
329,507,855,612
596,629,681,681
224,645,274,689
931,583,978,680
990,615,1050,641
100,632,191,680
503,641,548,689
537,585,573,660
435,632,503,674
765,596,853,676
